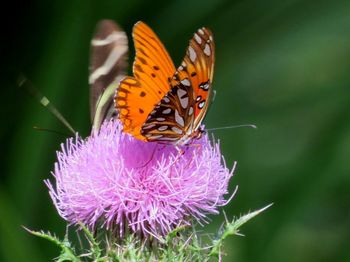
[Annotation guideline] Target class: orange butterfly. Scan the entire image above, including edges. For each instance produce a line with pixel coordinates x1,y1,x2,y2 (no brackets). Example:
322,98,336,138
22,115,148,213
114,21,215,145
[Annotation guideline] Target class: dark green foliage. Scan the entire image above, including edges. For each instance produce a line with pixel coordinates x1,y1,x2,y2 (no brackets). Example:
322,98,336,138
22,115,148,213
1,0,350,261
26,205,269,261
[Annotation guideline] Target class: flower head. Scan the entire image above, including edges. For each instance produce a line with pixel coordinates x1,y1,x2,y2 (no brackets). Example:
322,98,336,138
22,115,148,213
46,119,235,237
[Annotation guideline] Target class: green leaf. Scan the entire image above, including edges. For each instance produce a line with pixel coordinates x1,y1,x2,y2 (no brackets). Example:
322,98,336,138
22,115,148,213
78,223,102,260
209,203,273,257
23,227,81,262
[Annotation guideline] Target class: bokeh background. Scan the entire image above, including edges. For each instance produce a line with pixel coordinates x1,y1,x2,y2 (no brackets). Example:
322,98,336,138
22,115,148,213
1,0,350,261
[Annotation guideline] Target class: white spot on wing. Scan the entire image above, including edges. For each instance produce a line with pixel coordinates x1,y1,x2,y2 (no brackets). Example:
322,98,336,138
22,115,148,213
157,137,179,141
177,88,187,97
156,117,166,121
177,88,189,109
91,32,126,46
175,109,185,127
149,134,163,140
163,97,170,103
188,46,196,62
162,108,171,114
188,106,194,116
180,97,189,109
158,125,168,131
180,79,190,86
194,33,202,44
201,82,210,90
204,43,211,56
198,28,205,35
172,126,183,134
198,100,206,109
143,123,156,130
89,36,128,84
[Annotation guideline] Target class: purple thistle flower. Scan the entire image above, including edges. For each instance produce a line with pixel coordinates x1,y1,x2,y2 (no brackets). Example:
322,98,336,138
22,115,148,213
46,119,235,237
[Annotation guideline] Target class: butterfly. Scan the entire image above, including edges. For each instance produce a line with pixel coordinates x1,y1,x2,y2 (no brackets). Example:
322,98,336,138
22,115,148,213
114,21,215,145
89,20,129,130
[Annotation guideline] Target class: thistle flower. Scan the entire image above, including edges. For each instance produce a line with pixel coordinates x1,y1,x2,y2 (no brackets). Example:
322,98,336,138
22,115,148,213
46,119,235,237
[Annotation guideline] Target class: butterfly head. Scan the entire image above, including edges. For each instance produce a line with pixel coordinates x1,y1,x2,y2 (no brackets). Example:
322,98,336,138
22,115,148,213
178,125,206,146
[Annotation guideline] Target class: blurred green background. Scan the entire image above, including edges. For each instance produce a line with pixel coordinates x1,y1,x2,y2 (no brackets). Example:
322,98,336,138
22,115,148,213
1,0,350,261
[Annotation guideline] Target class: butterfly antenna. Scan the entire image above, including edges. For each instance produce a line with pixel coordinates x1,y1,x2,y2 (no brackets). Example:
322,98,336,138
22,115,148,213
17,74,76,135
207,124,257,131
32,126,71,137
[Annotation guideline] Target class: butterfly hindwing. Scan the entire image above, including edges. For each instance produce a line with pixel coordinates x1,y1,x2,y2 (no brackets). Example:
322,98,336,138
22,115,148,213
140,27,215,145
89,20,128,130
177,27,215,129
140,83,196,143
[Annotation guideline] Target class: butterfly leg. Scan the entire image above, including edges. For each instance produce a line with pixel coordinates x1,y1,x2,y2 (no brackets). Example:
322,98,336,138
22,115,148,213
166,146,186,167
136,143,159,168
175,146,184,155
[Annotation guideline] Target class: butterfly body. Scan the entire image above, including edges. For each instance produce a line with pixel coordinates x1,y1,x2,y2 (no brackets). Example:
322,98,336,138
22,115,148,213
115,21,215,145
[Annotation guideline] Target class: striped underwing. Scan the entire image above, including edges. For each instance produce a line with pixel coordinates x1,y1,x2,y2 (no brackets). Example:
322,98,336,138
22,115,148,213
89,20,128,130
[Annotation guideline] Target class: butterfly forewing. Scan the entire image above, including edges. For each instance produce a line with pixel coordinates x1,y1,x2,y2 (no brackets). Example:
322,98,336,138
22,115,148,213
115,22,176,139
140,27,215,145
132,22,176,95
90,20,128,130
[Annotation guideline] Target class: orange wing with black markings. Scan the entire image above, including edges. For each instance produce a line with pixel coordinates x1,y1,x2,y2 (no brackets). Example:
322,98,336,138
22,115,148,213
114,21,176,139
174,27,214,130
